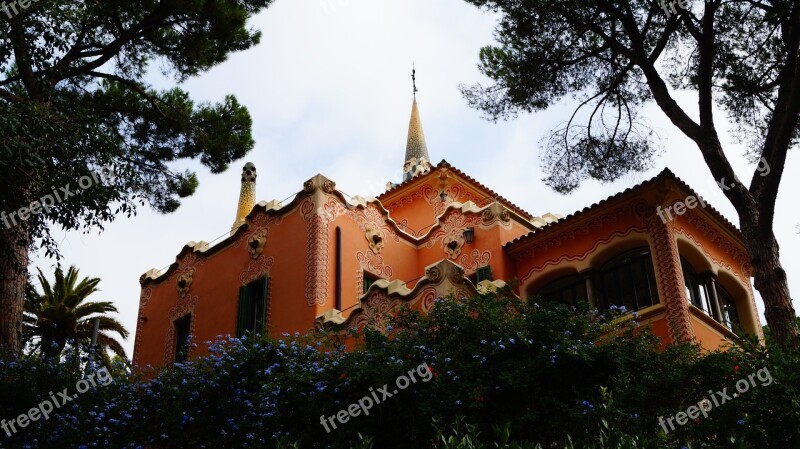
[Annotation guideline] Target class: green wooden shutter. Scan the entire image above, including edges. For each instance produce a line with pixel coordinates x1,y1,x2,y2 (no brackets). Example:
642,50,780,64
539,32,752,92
237,285,254,338
254,277,269,336
476,266,493,283
363,274,375,294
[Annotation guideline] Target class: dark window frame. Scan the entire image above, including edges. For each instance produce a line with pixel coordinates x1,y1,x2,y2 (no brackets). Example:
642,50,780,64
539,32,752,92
679,258,743,332
716,282,741,331
594,247,659,312
476,265,494,283
174,314,192,363
363,271,380,295
237,276,269,338
534,274,587,307
681,258,714,315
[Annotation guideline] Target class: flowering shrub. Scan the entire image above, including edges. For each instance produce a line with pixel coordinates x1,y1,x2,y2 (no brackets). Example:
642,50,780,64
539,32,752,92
1,289,798,448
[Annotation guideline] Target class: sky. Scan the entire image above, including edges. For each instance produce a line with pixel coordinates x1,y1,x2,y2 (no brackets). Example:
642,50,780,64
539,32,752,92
30,0,800,357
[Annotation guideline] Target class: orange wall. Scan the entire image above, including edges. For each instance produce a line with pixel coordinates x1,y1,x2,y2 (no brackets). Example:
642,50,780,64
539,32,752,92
136,203,315,368
689,312,733,351
135,174,759,370
508,193,760,351
381,178,494,235
135,187,534,369
327,209,420,319
513,205,647,294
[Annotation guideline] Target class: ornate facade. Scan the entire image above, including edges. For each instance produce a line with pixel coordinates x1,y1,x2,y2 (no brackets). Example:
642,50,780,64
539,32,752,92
133,98,763,369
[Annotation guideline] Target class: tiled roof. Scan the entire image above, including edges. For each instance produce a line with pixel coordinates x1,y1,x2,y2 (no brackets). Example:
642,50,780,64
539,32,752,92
378,160,534,220
503,168,742,251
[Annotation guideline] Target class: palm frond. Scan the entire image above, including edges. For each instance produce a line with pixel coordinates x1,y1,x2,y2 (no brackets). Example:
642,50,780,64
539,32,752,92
96,333,127,361
76,316,129,341
25,265,130,363
73,302,119,319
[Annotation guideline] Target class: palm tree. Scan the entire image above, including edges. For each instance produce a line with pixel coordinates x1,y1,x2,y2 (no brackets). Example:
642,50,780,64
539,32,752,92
23,265,129,366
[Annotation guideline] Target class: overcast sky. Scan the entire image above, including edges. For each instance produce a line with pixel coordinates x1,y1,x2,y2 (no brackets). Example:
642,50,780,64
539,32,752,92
30,0,800,357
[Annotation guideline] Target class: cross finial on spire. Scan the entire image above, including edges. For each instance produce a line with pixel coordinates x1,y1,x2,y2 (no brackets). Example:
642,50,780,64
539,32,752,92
412,64,418,97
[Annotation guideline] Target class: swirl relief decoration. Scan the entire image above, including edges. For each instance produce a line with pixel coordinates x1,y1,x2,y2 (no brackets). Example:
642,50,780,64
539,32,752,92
351,290,402,331
459,250,492,274
428,211,483,258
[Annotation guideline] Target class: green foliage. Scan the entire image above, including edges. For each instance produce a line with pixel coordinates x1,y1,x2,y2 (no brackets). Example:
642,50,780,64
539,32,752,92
459,0,800,357
0,0,273,356
0,0,272,254
23,265,129,366
459,0,797,192
1,290,798,448
762,317,800,346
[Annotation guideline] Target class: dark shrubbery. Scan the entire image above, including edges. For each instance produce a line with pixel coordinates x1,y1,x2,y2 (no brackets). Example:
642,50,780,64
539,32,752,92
1,289,798,448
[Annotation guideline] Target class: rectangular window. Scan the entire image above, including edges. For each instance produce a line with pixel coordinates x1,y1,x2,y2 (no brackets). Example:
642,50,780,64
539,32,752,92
716,282,740,331
476,265,493,283
615,265,635,311
684,269,704,311
722,302,740,330
644,260,658,306
237,277,269,338
363,272,379,294
174,314,191,363
698,283,713,316
599,271,617,310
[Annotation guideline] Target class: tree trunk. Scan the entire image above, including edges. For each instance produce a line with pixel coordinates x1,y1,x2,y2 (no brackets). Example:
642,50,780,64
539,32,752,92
742,223,799,352
0,223,31,355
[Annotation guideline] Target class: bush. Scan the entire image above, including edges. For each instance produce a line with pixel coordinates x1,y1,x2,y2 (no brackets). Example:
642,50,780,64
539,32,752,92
1,289,798,448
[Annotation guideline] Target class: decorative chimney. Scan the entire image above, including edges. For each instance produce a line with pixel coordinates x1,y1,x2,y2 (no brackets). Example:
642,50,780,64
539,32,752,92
231,162,257,234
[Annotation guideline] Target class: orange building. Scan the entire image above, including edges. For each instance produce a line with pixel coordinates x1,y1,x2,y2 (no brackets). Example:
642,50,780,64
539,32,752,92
132,97,763,369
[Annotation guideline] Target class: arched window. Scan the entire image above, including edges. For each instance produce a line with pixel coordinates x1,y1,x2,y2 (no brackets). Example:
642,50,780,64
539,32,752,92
716,283,740,330
535,275,587,307
681,258,713,315
595,247,658,311
679,256,743,332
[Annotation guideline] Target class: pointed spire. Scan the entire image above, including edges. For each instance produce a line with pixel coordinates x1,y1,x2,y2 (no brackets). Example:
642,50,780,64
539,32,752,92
403,67,431,181
405,97,429,163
